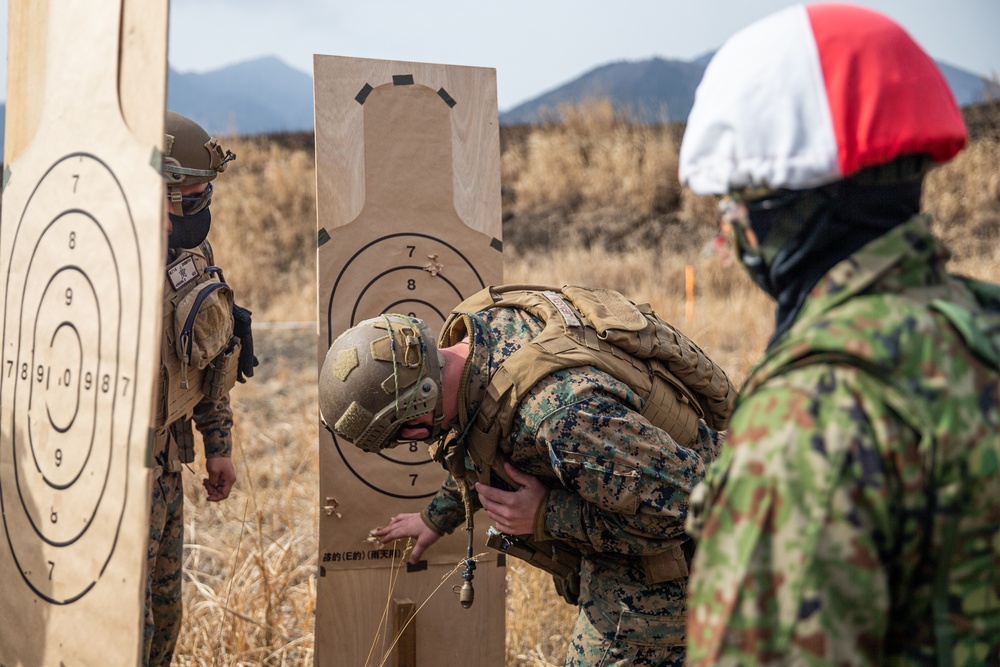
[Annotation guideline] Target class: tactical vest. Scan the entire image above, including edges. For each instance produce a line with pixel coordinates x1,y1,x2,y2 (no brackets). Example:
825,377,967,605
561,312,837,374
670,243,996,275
739,277,1000,664
153,241,240,467
436,285,737,592
439,284,737,489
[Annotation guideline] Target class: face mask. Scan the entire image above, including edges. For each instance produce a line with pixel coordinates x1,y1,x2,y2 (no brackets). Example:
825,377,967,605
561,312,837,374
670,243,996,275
723,190,831,299
720,198,776,295
731,220,777,295
168,206,211,249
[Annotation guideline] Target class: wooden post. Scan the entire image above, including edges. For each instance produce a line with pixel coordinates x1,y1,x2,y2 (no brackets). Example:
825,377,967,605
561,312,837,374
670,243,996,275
393,598,417,667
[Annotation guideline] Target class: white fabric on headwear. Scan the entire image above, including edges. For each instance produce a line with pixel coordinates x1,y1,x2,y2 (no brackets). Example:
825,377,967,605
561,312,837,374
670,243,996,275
679,5,839,195
678,3,966,195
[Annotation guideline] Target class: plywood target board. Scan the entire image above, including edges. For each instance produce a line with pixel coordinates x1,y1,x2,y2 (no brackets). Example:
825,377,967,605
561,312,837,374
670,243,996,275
314,55,505,666
0,0,167,664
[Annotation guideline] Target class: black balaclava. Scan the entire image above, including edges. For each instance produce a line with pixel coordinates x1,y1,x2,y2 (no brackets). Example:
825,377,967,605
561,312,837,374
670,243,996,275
167,182,213,250
168,207,212,249
738,157,926,344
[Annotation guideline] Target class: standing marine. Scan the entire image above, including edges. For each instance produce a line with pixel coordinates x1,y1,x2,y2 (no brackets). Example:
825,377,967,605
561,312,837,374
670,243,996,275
146,110,257,666
319,285,737,666
678,4,1000,665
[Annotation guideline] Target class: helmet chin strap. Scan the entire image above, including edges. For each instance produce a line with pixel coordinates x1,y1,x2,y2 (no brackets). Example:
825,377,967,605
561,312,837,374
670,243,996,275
424,418,480,609
427,399,484,610
421,352,483,609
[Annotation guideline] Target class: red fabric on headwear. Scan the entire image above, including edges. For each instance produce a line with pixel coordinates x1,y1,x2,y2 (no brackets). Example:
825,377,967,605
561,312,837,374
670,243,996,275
806,3,967,177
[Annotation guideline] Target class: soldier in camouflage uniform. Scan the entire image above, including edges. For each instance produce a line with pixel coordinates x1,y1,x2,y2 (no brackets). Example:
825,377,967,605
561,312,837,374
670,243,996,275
145,111,241,666
678,4,1000,665
320,287,736,666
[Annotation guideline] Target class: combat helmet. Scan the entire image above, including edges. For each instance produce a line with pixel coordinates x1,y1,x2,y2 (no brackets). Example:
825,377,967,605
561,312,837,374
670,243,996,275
319,314,445,453
162,110,236,213
678,3,966,197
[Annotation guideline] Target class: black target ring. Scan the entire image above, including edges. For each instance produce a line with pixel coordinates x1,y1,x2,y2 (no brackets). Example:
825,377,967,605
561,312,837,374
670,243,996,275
1,153,144,604
324,232,487,498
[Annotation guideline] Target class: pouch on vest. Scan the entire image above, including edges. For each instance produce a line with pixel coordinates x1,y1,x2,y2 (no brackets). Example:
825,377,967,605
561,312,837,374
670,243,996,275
202,337,242,401
173,266,235,389
486,527,582,604
171,418,196,465
232,303,259,382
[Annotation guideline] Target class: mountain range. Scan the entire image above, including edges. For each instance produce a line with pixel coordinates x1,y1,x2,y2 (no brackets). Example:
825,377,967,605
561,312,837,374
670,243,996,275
500,54,1000,125
0,53,996,155
165,56,315,135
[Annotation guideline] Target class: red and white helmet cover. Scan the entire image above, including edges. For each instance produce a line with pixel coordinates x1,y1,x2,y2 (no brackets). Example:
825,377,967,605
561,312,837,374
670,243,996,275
679,3,967,195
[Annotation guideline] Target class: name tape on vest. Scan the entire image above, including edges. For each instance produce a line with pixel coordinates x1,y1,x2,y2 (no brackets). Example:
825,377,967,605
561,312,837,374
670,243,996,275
541,291,581,328
168,256,199,291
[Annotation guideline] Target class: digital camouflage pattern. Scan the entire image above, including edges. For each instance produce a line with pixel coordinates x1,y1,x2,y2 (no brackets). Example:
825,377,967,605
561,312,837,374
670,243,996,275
422,304,723,665
687,216,1000,666
145,469,184,666
144,395,233,666
191,394,236,458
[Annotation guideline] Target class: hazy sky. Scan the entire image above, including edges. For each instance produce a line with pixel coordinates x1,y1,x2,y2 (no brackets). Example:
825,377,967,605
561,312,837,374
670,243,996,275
2,0,998,111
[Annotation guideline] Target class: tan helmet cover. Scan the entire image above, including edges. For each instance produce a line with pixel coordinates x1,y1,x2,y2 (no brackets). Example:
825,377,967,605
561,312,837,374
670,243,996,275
162,110,236,186
319,314,444,453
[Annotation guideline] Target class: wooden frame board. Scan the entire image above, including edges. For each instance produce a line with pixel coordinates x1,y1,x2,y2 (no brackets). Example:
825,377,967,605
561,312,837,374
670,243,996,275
314,55,505,667
0,0,168,664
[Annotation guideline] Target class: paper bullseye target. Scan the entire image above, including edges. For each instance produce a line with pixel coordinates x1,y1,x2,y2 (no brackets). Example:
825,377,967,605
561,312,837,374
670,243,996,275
325,231,488,499
1,153,144,604
326,232,487,345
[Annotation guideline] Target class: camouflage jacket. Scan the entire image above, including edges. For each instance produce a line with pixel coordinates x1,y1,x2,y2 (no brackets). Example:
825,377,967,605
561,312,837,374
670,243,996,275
189,394,234,459
424,303,722,557
686,216,1000,666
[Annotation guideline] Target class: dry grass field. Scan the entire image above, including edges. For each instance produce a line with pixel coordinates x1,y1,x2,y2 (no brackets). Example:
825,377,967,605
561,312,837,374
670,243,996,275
173,100,1000,666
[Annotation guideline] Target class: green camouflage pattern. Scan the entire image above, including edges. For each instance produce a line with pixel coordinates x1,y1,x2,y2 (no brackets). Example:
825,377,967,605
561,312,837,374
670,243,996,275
686,216,1000,666
423,304,722,663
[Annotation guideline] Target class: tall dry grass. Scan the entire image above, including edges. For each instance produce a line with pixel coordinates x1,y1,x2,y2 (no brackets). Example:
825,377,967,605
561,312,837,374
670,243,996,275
209,137,318,322
174,101,1000,666
501,100,681,218
924,135,1000,269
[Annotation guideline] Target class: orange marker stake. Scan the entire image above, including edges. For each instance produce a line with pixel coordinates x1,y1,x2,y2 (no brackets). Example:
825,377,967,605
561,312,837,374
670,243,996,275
685,264,695,323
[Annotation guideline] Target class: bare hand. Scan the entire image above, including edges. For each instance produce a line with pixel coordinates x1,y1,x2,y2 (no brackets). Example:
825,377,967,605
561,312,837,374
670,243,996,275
373,513,441,564
475,463,546,535
203,456,236,502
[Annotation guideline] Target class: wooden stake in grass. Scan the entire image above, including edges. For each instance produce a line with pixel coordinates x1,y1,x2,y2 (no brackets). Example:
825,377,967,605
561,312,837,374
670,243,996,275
366,538,413,667
370,551,488,667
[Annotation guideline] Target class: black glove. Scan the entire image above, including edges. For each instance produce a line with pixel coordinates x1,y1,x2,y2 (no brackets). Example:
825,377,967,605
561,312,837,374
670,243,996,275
233,303,259,382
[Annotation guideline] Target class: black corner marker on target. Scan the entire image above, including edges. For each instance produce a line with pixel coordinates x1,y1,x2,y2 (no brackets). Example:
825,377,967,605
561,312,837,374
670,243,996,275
355,83,374,105
437,88,457,108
